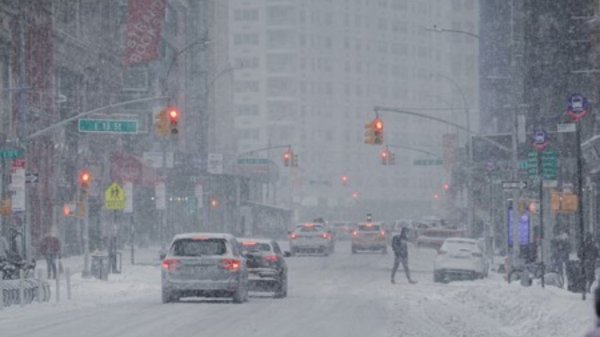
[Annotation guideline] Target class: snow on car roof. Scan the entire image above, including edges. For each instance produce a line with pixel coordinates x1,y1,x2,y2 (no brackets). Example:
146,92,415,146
172,232,236,240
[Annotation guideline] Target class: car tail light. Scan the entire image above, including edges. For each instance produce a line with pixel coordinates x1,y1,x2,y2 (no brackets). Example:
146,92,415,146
220,259,241,272
289,233,297,240
263,255,279,263
321,233,331,240
352,231,358,237
161,259,180,272
379,230,385,237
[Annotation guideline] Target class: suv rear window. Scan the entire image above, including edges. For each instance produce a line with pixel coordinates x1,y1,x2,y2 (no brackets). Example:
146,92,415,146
299,225,324,232
358,224,381,231
171,238,227,256
240,242,271,253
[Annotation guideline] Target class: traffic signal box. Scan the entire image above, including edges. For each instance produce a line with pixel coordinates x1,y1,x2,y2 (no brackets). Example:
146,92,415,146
364,117,384,145
155,106,180,137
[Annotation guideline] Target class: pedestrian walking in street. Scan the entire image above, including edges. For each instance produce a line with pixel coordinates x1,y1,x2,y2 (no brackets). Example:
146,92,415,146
39,231,61,279
391,227,417,284
578,233,599,293
585,286,600,337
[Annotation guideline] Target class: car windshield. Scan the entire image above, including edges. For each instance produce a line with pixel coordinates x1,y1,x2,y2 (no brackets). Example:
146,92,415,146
358,224,381,231
170,238,227,257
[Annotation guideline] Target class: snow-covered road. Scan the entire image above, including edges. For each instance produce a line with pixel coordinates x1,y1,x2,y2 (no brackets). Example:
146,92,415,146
1,242,597,337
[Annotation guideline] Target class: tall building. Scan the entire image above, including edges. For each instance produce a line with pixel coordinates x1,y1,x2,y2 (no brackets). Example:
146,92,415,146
229,0,479,221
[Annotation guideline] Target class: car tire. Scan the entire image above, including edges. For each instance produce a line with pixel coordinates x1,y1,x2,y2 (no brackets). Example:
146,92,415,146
274,273,288,299
232,279,247,304
433,271,444,283
161,288,175,303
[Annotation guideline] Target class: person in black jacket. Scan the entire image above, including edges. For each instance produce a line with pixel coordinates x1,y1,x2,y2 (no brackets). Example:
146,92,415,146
391,227,417,284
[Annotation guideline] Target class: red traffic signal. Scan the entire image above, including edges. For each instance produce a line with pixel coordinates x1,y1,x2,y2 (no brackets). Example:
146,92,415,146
373,118,383,132
167,106,179,135
283,150,292,167
79,170,91,190
380,149,389,165
341,175,349,185
443,183,449,191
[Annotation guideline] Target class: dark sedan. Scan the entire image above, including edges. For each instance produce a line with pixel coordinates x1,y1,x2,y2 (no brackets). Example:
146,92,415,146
239,238,288,298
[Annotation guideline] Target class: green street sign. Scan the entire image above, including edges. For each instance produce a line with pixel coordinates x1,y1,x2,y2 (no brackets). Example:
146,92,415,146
527,150,557,180
237,158,270,165
0,149,24,160
413,159,443,166
78,119,138,134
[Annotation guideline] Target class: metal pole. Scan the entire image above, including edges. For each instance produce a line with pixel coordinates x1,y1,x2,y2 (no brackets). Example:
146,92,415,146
130,213,135,265
538,150,545,288
82,190,90,277
576,123,586,300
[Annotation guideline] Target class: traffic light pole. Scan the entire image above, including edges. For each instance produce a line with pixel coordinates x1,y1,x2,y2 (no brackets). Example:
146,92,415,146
576,123,586,300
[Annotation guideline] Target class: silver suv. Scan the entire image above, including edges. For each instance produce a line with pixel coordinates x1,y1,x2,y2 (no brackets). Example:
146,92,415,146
161,233,249,303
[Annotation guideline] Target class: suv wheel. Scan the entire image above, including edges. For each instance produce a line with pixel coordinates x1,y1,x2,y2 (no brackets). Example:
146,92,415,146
161,288,176,303
274,273,287,299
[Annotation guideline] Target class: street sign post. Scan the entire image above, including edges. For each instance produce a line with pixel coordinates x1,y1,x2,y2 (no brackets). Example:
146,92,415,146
566,93,590,122
502,180,528,190
78,119,138,134
532,129,549,152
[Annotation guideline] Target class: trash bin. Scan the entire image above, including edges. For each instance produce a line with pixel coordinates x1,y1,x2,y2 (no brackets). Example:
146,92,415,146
566,260,584,293
90,254,110,280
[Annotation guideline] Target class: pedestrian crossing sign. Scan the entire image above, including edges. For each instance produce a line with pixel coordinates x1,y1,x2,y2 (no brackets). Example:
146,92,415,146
104,182,125,210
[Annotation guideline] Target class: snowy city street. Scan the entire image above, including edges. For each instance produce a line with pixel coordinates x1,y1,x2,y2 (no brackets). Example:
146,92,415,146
1,242,596,337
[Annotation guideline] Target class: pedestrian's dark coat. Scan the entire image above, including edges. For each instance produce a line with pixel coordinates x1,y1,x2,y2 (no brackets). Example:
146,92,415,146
578,236,598,277
392,228,409,258
39,236,61,257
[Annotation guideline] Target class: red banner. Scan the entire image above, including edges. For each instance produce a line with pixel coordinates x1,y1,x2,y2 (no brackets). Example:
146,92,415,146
123,0,166,66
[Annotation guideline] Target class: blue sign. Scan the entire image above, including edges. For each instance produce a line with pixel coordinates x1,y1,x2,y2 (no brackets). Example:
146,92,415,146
566,93,590,121
507,208,530,246
532,129,549,152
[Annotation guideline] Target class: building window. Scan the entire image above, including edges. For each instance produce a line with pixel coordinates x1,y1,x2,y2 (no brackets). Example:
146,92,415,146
267,54,296,73
267,30,296,49
235,57,259,68
237,105,259,117
235,80,260,93
234,33,259,45
234,9,259,21
267,5,296,25
267,78,296,96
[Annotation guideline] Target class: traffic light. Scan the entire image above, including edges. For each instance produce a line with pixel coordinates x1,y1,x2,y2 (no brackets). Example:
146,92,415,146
341,175,349,186
380,149,389,165
292,154,299,167
443,183,450,192
167,106,179,135
210,197,219,209
373,118,384,144
283,150,291,167
154,109,170,136
63,203,75,217
79,170,91,192
364,117,384,145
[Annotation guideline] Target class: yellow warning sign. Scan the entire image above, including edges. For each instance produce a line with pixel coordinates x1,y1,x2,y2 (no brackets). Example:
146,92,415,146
104,182,125,210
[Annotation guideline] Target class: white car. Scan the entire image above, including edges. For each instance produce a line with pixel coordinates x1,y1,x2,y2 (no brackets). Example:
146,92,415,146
289,223,334,255
161,233,249,303
433,237,489,282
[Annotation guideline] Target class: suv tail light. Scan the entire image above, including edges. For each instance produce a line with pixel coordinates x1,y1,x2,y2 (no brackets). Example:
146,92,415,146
289,233,297,240
379,230,386,237
263,255,279,263
220,259,241,272
321,233,331,240
161,259,180,272
352,231,358,237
